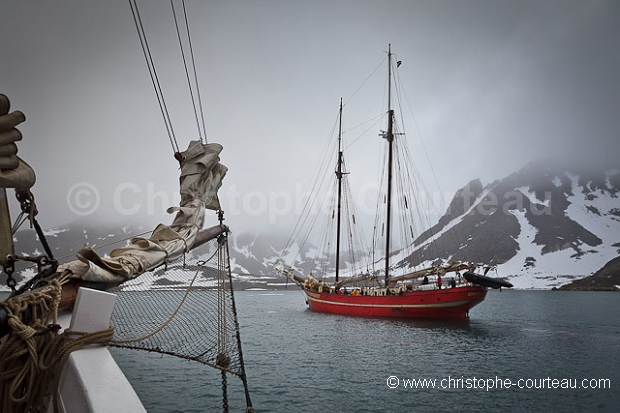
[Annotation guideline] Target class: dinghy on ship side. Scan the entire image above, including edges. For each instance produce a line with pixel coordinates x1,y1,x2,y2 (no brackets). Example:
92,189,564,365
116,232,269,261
463,271,513,289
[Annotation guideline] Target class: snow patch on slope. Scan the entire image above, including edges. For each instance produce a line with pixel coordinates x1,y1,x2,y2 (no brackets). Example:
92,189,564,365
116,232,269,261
497,170,620,289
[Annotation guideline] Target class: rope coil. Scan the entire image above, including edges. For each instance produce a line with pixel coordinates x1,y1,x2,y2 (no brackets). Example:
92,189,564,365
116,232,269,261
0,280,114,413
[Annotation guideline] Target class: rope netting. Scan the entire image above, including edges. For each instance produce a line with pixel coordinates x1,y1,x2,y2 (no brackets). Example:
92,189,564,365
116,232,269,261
108,231,253,411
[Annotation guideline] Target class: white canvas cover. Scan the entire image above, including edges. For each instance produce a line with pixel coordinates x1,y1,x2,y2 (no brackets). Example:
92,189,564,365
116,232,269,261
58,141,228,285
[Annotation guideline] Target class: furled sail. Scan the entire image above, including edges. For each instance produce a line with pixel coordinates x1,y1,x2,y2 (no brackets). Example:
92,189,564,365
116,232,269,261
58,140,228,286
385,262,475,285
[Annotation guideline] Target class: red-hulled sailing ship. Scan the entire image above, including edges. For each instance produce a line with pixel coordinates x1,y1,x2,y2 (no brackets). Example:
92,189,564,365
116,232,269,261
275,45,511,319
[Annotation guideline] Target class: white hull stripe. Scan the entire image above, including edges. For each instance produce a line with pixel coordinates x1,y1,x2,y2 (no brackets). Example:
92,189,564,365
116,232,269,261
306,295,471,309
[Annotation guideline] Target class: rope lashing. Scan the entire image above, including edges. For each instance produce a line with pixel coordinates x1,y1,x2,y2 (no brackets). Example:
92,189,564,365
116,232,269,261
0,279,114,413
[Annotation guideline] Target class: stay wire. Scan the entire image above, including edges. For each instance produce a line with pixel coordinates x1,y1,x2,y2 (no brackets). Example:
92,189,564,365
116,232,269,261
343,55,386,107
129,0,180,154
181,0,208,143
392,59,452,260
279,109,341,261
283,55,386,262
171,0,207,144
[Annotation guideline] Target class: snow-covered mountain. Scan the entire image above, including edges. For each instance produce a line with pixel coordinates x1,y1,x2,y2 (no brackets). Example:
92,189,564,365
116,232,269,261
232,161,620,290
4,161,619,291
402,161,620,289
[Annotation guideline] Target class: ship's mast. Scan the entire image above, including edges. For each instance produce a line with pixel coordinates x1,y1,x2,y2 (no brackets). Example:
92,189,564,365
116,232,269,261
335,98,344,283
384,44,394,287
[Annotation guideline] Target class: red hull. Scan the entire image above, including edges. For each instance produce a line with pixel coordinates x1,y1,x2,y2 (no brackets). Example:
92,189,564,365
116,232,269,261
303,286,488,319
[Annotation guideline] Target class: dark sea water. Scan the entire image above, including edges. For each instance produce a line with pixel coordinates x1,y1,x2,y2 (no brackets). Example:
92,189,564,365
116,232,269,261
109,289,619,413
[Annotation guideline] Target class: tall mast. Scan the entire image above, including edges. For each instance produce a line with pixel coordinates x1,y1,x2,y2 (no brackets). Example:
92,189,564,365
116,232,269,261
384,44,394,287
335,98,344,283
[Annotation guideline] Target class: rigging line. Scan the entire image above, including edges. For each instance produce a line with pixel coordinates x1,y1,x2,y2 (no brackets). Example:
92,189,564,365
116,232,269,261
279,109,341,258
341,182,362,272
343,55,387,107
181,0,208,143
394,61,444,206
221,237,254,411
341,175,370,270
371,136,389,264
393,130,429,247
279,143,332,261
11,229,154,275
392,62,449,259
170,0,206,144
129,0,179,154
342,114,384,152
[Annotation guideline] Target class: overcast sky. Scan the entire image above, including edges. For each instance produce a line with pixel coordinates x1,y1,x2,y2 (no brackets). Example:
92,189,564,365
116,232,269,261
2,0,619,239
